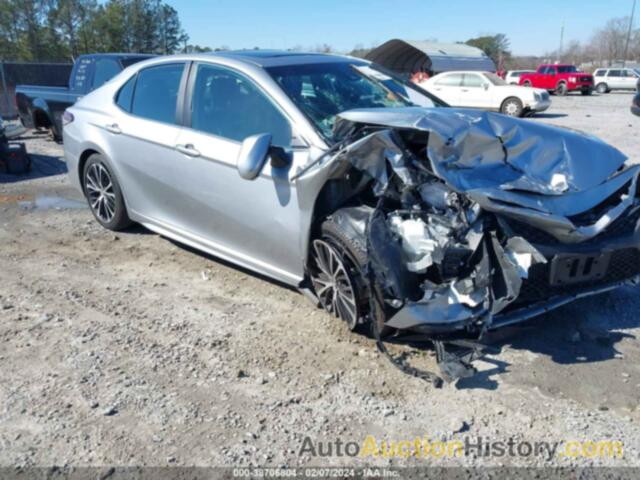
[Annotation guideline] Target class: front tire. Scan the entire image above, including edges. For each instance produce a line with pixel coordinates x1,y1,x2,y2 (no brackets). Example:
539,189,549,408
555,82,568,96
581,87,593,96
82,154,132,231
500,97,524,117
596,83,609,94
310,217,389,337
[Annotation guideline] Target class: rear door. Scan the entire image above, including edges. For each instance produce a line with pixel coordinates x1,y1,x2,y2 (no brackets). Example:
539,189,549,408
607,70,623,89
622,70,639,90
106,62,189,226
429,73,463,105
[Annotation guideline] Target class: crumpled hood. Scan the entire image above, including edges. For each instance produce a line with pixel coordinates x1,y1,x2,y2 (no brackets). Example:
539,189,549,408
327,107,640,243
335,107,629,196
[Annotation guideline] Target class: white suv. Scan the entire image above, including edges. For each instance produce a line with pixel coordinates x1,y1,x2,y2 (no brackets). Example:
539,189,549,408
505,70,535,85
593,68,640,93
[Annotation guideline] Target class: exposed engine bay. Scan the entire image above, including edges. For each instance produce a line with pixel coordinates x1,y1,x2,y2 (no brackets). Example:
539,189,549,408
297,107,640,384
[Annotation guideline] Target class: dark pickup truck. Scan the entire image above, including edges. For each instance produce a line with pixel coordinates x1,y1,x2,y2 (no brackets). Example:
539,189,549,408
16,53,153,141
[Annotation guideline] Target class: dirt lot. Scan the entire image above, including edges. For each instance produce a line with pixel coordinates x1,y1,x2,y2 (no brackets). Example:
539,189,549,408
1,92,640,469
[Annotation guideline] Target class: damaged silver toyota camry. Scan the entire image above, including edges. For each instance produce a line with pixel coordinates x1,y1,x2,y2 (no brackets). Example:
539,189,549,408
64,51,640,382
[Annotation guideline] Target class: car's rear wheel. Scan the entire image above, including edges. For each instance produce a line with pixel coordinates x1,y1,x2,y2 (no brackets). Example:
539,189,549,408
596,83,609,94
500,97,524,117
555,82,568,96
310,217,389,337
82,154,132,231
581,87,593,96
523,80,532,87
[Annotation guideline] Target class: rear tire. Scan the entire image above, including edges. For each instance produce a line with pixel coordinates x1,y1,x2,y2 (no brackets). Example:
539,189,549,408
310,216,390,338
82,154,132,231
581,87,593,96
500,97,524,117
523,80,532,87
596,83,609,94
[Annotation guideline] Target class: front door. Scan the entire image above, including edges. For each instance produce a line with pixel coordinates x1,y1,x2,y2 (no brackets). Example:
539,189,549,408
171,62,308,283
459,73,490,108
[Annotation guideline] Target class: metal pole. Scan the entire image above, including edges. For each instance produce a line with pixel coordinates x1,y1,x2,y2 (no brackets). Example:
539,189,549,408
623,0,637,68
558,21,564,63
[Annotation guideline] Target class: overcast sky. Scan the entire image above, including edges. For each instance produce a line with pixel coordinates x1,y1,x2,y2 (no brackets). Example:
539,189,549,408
172,0,636,55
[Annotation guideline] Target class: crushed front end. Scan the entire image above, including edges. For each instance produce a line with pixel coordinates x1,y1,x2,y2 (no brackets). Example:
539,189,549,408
298,107,640,341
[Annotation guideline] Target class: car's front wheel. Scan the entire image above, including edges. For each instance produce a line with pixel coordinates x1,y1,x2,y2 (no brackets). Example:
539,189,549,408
555,82,568,96
500,97,524,117
596,83,609,94
82,154,132,231
309,217,388,337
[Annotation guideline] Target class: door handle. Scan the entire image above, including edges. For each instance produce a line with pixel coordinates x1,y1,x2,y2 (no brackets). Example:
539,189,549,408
105,123,121,134
461,89,469,92
175,143,201,157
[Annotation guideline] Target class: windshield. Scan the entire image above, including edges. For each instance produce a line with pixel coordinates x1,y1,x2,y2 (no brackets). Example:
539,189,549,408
267,62,438,140
557,66,579,73
484,72,507,86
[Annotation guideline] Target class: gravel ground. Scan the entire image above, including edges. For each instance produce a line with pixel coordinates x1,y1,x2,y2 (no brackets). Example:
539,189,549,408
1,92,639,470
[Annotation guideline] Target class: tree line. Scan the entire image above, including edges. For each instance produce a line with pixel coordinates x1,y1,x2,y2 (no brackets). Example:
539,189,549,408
0,0,189,62
547,16,640,68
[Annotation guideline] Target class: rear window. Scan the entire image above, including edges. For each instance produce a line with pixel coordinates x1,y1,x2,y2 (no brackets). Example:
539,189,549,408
92,58,121,89
131,64,184,124
594,69,606,76
435,73,463,86
115,75,136,112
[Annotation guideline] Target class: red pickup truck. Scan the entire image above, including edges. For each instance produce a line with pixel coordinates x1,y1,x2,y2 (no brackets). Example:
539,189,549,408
519,64,594,96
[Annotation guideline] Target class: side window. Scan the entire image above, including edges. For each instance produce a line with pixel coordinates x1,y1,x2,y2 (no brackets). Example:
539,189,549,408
608,70,621,77
435,73,463,87
190,63,292,147
594,69,605,77
131,64,184,124
546,67,557,75
92,59,121,89
462,74,484,87
115,75,136,112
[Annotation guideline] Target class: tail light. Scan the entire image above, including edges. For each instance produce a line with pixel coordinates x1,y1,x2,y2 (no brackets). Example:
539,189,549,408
62,110,74,126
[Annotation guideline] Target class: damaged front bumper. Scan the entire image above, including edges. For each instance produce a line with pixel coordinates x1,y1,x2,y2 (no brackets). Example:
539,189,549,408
299,107,640,338
387,216,640,335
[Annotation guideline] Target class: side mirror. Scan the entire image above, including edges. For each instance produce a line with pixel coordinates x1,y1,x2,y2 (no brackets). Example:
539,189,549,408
237,133,272,180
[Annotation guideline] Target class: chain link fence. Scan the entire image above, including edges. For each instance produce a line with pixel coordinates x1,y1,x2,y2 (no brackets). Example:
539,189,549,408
0,61,72,119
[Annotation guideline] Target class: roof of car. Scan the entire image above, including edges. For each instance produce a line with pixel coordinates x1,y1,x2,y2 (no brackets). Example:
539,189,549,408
205,50,365,67
79,53,155,59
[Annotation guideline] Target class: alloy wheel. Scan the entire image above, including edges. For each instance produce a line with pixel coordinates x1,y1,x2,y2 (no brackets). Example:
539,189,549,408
310,239,359,329
85,163,116,223
504,100,520,116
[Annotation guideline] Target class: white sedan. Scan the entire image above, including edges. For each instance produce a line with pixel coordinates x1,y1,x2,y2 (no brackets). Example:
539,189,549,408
419,71,551,117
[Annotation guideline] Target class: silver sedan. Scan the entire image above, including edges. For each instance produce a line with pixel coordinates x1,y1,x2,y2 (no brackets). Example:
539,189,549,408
63,51,640,350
